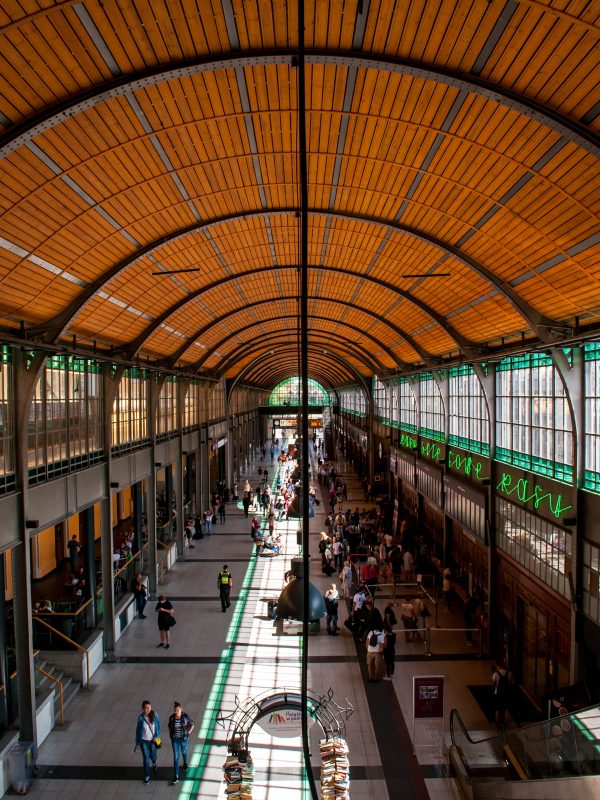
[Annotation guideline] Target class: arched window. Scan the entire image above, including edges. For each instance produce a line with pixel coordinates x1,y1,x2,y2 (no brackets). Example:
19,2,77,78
268,378,330,407
496,353,573,483
398,378,417,432
449,366,490,455
419,374,445,442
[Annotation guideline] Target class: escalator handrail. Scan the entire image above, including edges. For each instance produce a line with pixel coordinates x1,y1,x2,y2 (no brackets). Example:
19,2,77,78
450,701,600,748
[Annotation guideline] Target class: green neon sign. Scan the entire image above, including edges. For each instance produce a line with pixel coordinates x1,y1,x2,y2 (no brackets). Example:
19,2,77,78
399,432,417,449
420,440,442,462
448,449,488,481
496,472,573,519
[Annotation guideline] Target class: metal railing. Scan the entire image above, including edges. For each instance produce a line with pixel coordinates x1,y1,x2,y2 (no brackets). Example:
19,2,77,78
450,703,600,781
32,616,91,687
34,663,64,725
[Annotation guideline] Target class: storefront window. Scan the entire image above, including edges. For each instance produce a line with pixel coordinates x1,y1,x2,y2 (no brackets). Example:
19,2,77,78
581,540,600,625
445,485,486,540
495,498,571,597
418,374,445,441
416,464,442,505
584,342,600,493
0,346,14,493
496,353,573,483
449,365,490,456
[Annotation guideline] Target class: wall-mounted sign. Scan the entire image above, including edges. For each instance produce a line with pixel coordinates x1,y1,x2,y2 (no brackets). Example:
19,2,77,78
211,437,228,451
413,676,445,719
399,431,418,450
496,471,573,520
420,439,443,463
447,448,489,482
256,708,316,739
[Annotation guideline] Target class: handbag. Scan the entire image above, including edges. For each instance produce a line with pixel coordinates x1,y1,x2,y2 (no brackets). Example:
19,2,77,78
152,736,162,748
169,615,177,627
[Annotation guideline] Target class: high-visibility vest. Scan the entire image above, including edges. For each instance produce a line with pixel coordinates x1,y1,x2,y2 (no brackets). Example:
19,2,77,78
219,572,230,585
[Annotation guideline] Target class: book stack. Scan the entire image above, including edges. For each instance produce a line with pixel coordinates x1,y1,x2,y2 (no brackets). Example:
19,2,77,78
223,750,254,800
320,737,350,799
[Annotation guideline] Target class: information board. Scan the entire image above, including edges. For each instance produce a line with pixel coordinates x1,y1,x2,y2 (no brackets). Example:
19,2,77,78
413,675,444,719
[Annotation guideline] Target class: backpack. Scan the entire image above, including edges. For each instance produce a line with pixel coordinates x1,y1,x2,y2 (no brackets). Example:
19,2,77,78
369,631,379,647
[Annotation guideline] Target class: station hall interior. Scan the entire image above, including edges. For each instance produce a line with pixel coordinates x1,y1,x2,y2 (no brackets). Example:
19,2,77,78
0,0,600,798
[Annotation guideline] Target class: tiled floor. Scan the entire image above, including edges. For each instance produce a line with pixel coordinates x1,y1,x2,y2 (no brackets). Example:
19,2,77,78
28,444,501,799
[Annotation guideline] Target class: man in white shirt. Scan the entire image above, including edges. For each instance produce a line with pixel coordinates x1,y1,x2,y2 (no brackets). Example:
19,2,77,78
366,620,385,681
352,587,366,615
332,537,344,572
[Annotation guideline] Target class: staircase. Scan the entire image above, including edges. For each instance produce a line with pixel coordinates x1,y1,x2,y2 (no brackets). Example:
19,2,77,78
35,658,81,724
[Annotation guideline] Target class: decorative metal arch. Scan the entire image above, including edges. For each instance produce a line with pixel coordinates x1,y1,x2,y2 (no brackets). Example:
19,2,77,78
218,688,353,753
187,302,420,371
214,330,383,377
233,350,352,388
2,51,597,160
28,207,558,352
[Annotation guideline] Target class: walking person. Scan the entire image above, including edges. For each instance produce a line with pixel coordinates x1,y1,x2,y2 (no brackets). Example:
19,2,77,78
218,565,233,612
131,572,147,618
68,534,81,572
168,701,194,785
218,497,226,524
365,610,385,682
203,508,213,536
156,595,175,648
184,518,195,549
400,596,416,642
324,583,339,635
134,700,161,784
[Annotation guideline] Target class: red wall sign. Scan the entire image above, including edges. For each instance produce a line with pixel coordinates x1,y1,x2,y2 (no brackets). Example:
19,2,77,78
413,676,444,719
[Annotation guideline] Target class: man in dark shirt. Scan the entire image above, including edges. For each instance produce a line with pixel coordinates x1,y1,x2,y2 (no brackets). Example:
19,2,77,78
68,535,81,572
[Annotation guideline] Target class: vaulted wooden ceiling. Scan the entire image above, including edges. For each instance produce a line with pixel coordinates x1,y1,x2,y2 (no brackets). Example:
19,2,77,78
0,0,598,390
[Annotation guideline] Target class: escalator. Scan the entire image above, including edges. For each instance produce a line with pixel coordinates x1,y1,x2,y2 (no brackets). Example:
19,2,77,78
449,703,600,799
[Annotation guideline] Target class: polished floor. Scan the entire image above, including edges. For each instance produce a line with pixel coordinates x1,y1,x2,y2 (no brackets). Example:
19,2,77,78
28,446,501,800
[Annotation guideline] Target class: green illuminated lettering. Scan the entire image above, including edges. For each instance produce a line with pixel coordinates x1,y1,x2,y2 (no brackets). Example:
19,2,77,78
496,472,572,519
421,441,442,461
447,449,488,481
400,433,417,449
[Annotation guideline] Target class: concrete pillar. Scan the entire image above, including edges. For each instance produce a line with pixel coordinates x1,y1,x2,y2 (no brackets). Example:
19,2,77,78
100,496,116,658
146,471,158,597
165,464,173,540
0,555,9,731
175,457,185,557
13,351,46,750
83,506,97,628
132,481,143,571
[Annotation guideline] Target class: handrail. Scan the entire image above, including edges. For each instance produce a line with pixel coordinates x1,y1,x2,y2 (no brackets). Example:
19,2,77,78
33,616,91,687
450,707,502,747
34,596,93,617
34,665,64,725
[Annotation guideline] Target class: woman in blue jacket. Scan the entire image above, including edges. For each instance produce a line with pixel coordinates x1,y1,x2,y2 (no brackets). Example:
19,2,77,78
134,700,161,784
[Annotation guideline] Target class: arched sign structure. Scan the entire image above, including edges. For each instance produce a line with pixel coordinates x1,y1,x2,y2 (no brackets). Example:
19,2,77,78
219,688,353,753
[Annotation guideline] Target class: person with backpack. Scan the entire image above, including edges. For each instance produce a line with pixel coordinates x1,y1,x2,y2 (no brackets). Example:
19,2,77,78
168,701,194,785
366,610,385,682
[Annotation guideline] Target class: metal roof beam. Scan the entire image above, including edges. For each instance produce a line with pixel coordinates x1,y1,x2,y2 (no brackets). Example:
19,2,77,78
214,330,381,376
1,51,597,160
184,302,420,371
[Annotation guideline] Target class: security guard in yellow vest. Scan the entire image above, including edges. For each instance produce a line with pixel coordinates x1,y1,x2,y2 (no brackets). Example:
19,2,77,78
218,565,233,612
